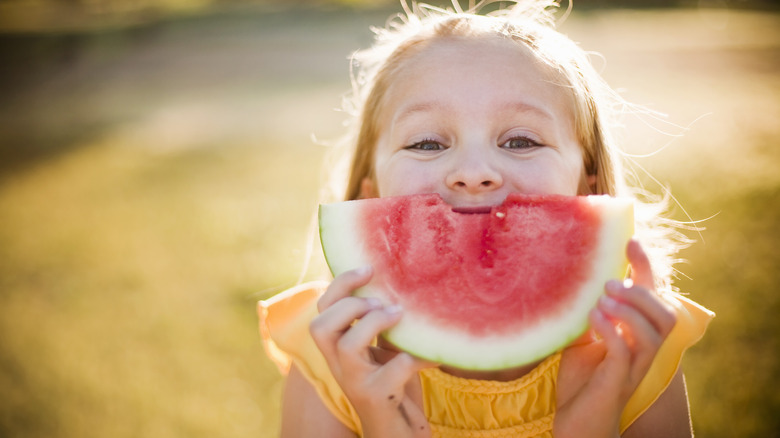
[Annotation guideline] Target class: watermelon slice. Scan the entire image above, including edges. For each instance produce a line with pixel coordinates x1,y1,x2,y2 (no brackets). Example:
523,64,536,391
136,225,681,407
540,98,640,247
318,193,634,370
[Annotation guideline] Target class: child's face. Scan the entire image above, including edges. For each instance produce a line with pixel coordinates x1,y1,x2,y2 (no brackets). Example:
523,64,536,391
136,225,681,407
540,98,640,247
368,38,587,208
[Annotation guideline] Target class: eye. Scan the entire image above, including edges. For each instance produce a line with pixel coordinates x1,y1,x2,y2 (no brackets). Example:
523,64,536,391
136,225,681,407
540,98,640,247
500,136,543,151
405,139,446,152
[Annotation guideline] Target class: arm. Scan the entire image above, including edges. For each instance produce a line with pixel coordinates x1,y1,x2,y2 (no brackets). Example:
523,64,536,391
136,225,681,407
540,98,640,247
622,369,693,438
280,364,356,438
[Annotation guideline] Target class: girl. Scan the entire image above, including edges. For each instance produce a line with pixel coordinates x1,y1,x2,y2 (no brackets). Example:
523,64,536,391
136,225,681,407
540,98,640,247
259,2,713,437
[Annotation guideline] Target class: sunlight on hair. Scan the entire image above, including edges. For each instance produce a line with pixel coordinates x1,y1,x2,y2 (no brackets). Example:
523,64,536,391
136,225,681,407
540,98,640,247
315,0,701,293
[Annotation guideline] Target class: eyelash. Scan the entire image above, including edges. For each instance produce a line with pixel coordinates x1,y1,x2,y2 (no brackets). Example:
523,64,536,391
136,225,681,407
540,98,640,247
405,139,446,151
500,136,544,150
404,136,544,152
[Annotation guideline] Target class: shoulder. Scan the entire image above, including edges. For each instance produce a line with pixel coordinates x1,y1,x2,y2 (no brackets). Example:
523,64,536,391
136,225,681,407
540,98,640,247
258,281,328,374
258,281,364,435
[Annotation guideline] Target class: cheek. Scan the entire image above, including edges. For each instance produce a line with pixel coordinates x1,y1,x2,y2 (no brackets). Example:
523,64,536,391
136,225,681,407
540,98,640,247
559,147,587,195
562,161,586,195
374,163,405,197
510,156,583,196
376,161,437,197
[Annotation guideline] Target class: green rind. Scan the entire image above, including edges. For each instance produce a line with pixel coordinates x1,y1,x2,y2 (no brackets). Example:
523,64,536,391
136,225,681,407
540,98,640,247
318,204,335,277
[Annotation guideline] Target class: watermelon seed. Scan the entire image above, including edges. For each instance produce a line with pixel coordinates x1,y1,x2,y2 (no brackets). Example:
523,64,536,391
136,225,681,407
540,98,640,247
495,211,506,218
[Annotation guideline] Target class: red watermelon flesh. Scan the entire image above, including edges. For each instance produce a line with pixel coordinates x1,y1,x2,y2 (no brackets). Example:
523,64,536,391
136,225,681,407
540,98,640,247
319,193,634,370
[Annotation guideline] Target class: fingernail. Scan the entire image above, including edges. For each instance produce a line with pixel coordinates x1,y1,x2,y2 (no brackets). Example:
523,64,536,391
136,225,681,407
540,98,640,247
605,279,622,294
385,304,403,315
600,295,619,311
366,297,382,309
355,265,372,276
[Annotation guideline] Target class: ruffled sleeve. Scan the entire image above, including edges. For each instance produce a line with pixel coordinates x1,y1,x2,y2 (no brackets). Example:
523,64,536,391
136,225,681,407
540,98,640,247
619,292,715,432
258,281,363,435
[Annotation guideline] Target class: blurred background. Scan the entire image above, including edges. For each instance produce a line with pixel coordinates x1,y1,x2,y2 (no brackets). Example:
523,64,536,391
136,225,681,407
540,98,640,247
0,0,777,436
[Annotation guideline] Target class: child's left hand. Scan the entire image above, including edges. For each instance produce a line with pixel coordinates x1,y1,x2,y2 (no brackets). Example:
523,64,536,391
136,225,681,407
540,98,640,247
554,238,678,438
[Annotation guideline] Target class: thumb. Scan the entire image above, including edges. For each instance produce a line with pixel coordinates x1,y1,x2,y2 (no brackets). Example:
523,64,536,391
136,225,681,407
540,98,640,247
627,238,655,291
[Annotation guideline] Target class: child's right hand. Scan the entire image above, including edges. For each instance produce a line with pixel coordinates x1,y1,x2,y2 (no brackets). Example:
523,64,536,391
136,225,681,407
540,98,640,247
309,266,434,438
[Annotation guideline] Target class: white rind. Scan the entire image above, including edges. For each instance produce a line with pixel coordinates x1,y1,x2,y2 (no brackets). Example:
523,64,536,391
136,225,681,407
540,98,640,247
319,201,372,275
319,195,634,370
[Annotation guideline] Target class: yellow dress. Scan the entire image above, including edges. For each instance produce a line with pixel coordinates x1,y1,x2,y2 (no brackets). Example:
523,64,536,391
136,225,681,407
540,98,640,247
259,281,713,437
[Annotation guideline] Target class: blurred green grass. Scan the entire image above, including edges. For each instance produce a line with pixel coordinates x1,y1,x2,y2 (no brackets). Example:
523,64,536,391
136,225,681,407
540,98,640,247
0,5,778,437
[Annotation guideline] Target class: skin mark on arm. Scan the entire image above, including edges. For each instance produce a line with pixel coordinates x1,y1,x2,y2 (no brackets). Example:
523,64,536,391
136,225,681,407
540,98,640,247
398,401,412,427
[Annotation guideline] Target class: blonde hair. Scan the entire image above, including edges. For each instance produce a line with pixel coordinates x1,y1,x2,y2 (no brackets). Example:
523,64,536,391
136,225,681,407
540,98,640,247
328,0,690,292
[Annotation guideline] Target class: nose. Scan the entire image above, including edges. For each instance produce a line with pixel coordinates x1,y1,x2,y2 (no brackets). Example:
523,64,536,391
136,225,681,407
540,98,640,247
444,149,504,193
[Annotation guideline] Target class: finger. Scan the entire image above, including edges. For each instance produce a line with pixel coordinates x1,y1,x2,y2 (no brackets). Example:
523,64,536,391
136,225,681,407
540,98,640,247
598,295,662,344
626,238,654,291
310,296,382,355
318,266,373,312
370,343,440,367
605,280,677,338
589,308,629,360
588,308,630,385
337,306,403,364
597,295,664,384
373,352,434,399
370,337,403,365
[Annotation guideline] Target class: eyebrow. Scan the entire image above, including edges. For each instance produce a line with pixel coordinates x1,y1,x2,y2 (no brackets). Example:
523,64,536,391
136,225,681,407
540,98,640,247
392,102,444,126
501,101,556,121
393,100,556,126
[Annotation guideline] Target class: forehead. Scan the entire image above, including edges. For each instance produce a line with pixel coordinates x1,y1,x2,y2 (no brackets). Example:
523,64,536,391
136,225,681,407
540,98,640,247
379,37,574,125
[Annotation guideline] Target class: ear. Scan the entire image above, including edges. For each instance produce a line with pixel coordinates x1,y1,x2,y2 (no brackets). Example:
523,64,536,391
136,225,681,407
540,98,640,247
578,172,598,195
587,174,597,192
359,177,377,199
